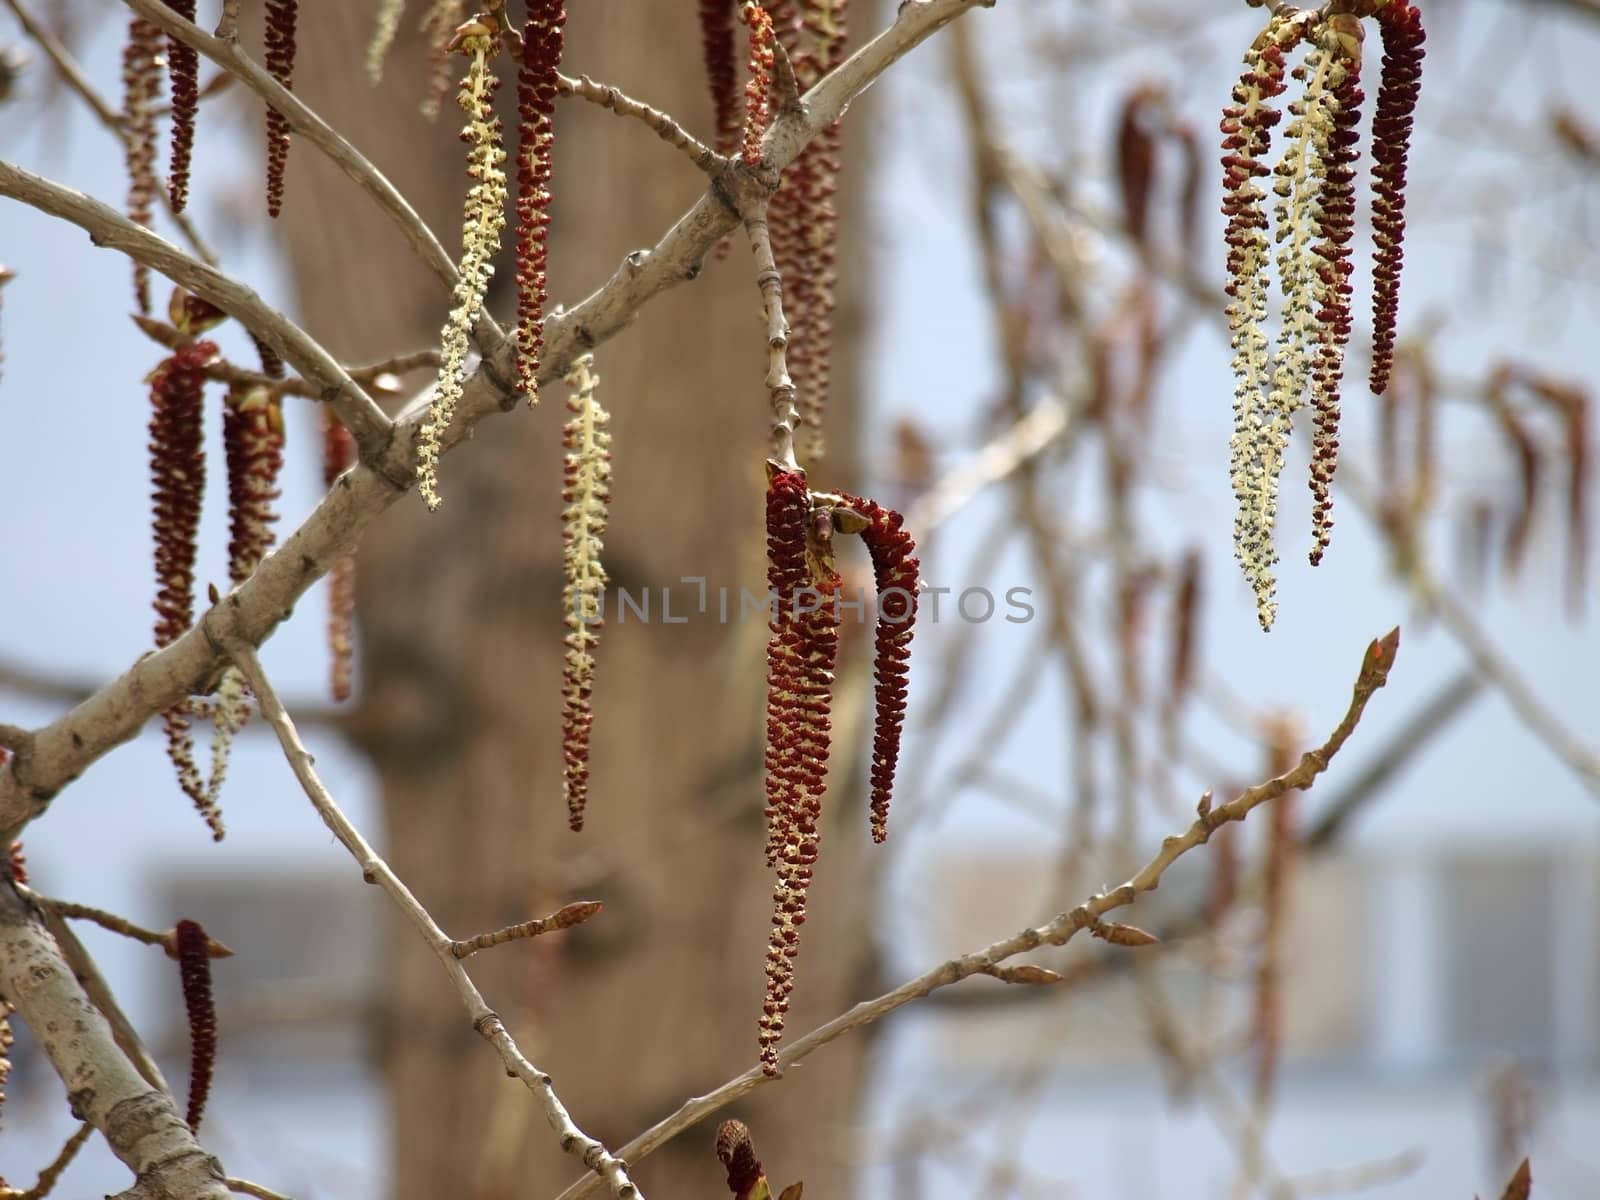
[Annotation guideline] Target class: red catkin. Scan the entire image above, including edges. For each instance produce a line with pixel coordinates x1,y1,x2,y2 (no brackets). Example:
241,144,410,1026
840,493,918,844
515,2,565,400
223,388,284,585
150,337,223,839
1308,57,1365,566
173,919,218,1132
164,0,200,213
122,17,163,313
699,0,740,158
263,0,298,218
759,470,843,1075
1368,1,1426,396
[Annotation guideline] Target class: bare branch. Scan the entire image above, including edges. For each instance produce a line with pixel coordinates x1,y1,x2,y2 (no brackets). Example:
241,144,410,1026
120,0,500,343
15,1121,94,1200
1342,463,1600,800
553,630,1401,1199
36,901,171,1097
0,161,391,456
558,73,721,174
451,900,604,959
0,884,228,1199
904,395,1077,534
224,1179,294,1200
741,202,801,467
0,0,991,843
3,0,217,267
226,643,642,1200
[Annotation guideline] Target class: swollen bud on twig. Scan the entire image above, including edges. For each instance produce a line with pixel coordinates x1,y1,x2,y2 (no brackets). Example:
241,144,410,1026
715,1119,802,1200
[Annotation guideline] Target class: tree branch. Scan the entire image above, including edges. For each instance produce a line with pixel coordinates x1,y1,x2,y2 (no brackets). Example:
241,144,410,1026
226,643,641,1200
0,884,228,1199
557,74,721,174
0,161,391,456
0,0,991,844
553,630,1401,1200
3,0,218,267
119,0,488,337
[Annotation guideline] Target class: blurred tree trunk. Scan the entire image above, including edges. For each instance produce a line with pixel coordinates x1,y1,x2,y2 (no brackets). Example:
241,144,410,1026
277,6,875,1198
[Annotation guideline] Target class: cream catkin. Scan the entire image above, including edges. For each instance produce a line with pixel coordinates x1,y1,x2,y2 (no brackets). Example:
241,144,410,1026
560,355,612,831
419,24,507,511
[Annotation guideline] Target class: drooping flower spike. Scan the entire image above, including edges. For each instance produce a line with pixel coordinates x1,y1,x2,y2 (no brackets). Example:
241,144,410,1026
121,16,163,313
841,492,918,844
699,0,741,158
419,0,472,120
739,2,776,167
514,1,566,402
323,412,358,702
164,0,200,213
148,291,227,840
1369,1,1426,396
419,19,508,509
263,0,299,218
560,356,611,832
759,469,843,1075
169,919,219,1132
776,2,849,464
208,384,286,808
757,469,919,1074
1220,1,1425,629
367,0,407,84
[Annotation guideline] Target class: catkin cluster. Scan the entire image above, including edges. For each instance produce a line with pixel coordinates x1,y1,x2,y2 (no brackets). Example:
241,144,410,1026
1221,1,1425,630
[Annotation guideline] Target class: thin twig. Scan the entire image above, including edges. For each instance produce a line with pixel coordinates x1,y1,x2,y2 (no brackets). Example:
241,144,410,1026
15,1121,93,1200
225,1178,295,1200
227,642,642,1200
903,395,1078,534
1304,668,1484,847
741,203,801,468
121,0,500,346
1342,463,1600,800
37,897,166,948
451,900,603,959
34,903,171,1097
769,38,802,114
0,161,391,458
0,0,217,266
557,74,721,174
197,348,441,400
5,0,121,129
0,0,993,844
0,887,223,1196
553,630,1401,1199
